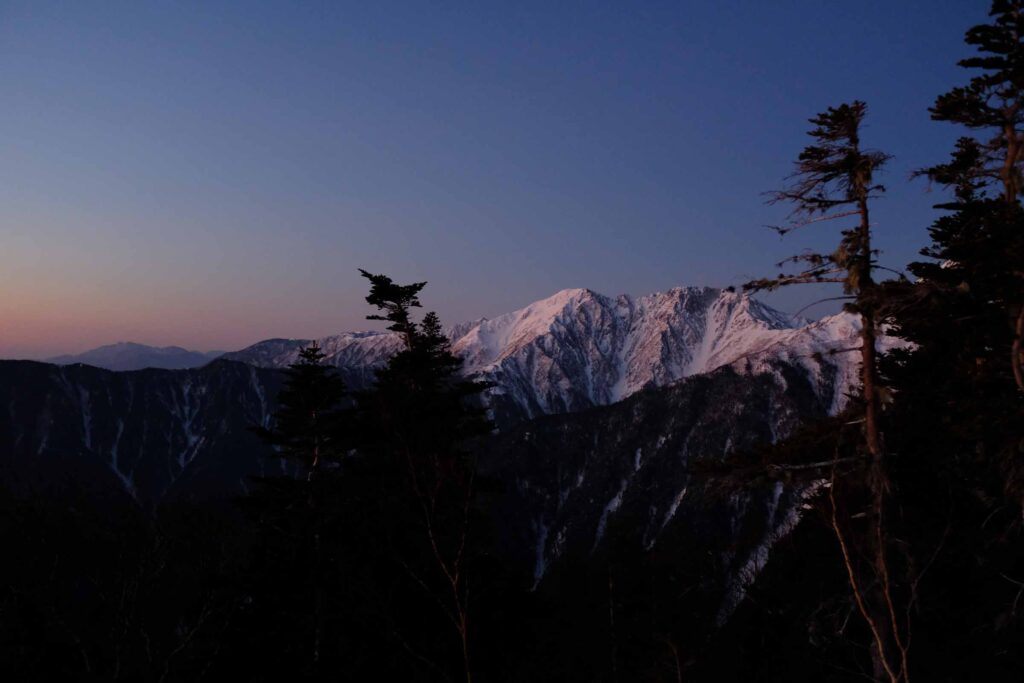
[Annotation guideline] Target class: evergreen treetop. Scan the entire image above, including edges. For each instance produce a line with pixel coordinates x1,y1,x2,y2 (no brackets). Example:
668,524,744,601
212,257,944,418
745,101,891,295
929,0,1024,201
252,342,348,476
359,268,426,347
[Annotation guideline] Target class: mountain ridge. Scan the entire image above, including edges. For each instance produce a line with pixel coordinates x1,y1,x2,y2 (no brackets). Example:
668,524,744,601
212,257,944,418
35,285,896,428
224,285,885,424
47,342,224,371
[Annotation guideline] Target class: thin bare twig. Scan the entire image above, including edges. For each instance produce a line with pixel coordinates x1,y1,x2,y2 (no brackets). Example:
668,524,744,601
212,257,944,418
791,296,856,320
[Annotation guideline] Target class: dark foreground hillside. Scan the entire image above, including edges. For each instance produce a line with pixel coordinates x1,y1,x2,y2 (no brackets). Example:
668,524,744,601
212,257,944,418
0,354,849,681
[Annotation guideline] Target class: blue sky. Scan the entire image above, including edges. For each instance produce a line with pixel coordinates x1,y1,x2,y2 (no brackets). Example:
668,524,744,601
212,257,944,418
0,1,989,357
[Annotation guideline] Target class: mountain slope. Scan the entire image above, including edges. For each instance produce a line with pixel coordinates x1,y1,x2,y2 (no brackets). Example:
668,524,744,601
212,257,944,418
0,352,834,615
455,287,807,421
48,342,223,371
0,359,282,506
479,360,832,595
0,350,852,680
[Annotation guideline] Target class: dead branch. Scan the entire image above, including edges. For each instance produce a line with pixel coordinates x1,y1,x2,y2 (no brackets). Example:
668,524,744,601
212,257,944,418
829,468,902,683
875,509,911,681
791,296,856,319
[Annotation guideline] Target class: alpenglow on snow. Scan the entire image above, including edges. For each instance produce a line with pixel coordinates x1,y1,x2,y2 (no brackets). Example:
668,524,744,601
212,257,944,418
224,286,895,423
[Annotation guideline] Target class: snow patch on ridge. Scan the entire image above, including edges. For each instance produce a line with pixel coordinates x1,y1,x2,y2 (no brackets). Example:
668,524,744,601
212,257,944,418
716,479,828,625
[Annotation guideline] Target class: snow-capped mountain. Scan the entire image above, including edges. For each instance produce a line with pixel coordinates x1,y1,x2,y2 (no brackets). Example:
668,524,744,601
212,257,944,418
451,287,817,420
220,332,405,391
225,286,887,424
48,342,223,371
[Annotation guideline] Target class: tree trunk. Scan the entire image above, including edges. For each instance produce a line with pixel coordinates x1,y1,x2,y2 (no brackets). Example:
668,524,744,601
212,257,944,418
1013,307,1024,392
860,311,883,459
1005,116,1024,392
856,193,883,461
855,185,909,682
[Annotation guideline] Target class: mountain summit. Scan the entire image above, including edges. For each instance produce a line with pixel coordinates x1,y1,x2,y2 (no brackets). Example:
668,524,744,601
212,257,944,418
48,342,223,371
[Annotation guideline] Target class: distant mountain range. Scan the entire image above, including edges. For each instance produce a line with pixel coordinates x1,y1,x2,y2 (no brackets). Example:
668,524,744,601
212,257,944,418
47,342,224,371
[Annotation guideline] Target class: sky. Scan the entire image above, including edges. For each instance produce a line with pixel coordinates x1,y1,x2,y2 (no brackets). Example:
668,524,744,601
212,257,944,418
0,0,992,358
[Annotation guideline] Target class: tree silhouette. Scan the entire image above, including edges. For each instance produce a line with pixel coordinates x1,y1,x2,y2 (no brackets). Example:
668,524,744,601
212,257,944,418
356,270,491,682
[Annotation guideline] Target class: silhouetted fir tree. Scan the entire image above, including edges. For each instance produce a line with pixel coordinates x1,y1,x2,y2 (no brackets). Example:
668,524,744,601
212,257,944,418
873,2,1024,676
354,270,492,683
253,342,348,477
360,268,426,348
924,0,1024,394
243,342,350,679
884,138,1024,494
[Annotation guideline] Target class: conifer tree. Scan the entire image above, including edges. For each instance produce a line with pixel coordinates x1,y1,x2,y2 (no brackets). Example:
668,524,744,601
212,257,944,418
356,270,491,683
883,0,1024,509
874,5,1024,673
254,342,348,478
360,268,426,349
745,103,913,682
246,342,349,677
920,0,1024,392
746,100,891,460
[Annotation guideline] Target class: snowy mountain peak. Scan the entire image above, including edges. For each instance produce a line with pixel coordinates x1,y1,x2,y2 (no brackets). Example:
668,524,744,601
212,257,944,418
225,285,886,424
452,287,604,368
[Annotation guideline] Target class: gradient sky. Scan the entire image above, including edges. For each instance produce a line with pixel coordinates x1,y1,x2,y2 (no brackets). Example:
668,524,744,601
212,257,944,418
0,1,990,358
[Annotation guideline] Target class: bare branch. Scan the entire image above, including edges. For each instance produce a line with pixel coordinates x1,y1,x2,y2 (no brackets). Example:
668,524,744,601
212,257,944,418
829,471,902,683
791,296,856,319
872,265,910,281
